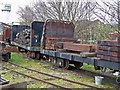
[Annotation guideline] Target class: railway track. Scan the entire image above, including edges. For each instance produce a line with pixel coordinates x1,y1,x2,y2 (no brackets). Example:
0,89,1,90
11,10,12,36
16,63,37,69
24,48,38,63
64,66,120,90
3,61,105,90
68,66,120,84
8,52,120,87
36,58,120,86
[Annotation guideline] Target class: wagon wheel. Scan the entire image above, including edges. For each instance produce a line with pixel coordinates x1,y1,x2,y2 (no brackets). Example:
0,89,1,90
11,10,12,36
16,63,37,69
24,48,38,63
18,47,21,52
51,57,55,64
58,60,64,68
36,53,40,60
53,58,57,64
74,62,83,69
31,52,36,59
4,53,10,62
43,55,48,61
64,60,69,69
116,77,120,84
27,51,30,57
100,67,107,72
48,57,52,63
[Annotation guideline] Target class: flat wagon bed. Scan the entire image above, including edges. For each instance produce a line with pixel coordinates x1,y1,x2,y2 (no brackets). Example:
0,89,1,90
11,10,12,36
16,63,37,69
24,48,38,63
41,49,120,70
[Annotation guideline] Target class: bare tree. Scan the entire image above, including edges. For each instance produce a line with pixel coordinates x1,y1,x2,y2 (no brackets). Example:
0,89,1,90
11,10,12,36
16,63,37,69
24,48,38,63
89,0,120,41
17,5,34,25
17,0,98,43
93,1,118,26
17,1,96,23
32,1,79,22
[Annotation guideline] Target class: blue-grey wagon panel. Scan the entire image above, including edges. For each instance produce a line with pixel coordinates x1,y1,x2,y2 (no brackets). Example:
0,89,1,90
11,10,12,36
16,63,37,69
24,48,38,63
40,50,120,70
11,41,40,51
94,59,120,70
31,21,44,47
11,21,44,52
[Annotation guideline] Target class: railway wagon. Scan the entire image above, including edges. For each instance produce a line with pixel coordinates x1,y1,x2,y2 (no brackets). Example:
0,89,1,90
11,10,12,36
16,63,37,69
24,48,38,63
0,22,11,44
11,20,120,71
39,20,120,71
11,21,44,59
0,22,11,61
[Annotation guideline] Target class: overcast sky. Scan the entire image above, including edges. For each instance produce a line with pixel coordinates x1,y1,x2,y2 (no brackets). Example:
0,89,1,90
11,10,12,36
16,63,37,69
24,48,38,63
0,0,34,23
0,0,117,23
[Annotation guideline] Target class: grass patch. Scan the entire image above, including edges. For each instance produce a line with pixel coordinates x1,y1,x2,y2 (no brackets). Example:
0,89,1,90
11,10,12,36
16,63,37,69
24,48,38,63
2,52,116,89
82,64,95,71
82,63,114,74
10,53,40,66
10,53,27,64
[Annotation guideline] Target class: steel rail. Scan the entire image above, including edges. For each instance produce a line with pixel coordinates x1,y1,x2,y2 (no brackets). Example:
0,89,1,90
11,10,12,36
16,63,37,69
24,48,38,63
3,66,71,90
7,62,104,90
